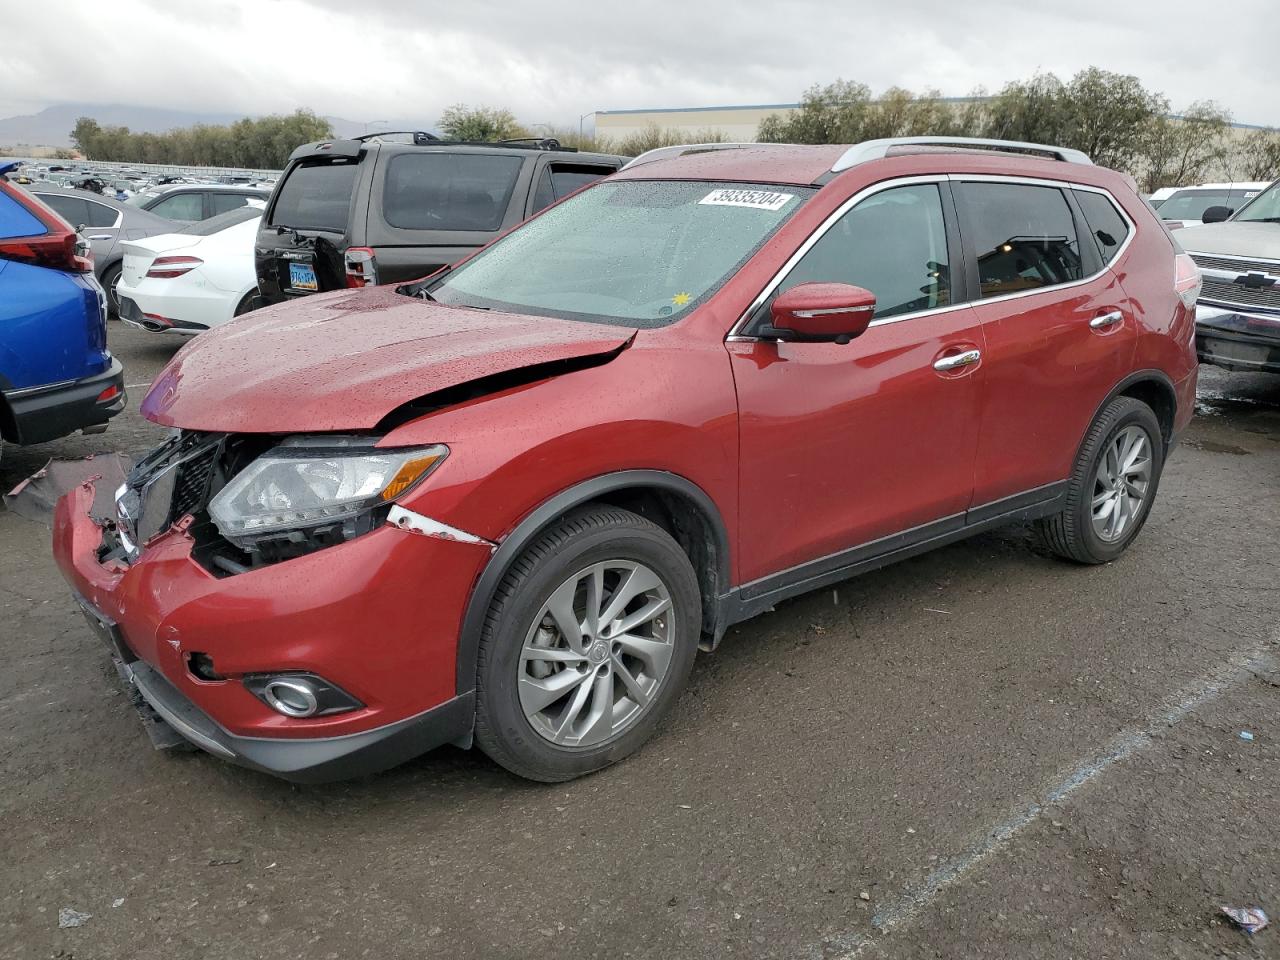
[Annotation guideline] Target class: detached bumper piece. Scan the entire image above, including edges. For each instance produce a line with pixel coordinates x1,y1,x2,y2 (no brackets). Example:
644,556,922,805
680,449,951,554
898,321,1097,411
1195,307,1280,374
4,357,126,445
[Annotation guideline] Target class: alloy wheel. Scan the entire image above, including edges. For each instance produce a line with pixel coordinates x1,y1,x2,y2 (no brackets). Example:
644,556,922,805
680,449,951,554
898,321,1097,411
518,560,675,748
1090,425,1153,543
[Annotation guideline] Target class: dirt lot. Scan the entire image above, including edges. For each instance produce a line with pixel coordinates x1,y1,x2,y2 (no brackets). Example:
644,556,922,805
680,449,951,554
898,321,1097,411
2,323,1278,960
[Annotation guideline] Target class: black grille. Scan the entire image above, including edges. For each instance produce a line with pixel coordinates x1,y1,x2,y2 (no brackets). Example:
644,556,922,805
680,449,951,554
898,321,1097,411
1200,277,1280,313
171,444,219,520
1190,253,1280,276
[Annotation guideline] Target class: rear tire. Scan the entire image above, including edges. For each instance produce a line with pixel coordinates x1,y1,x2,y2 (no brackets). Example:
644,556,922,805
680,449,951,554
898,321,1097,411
474,506,700,782
1036,396,1164,564
101,262,123,318
234,289,265,317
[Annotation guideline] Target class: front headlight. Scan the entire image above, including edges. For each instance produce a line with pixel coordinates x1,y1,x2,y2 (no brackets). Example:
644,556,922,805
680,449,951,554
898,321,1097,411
209,442,447,547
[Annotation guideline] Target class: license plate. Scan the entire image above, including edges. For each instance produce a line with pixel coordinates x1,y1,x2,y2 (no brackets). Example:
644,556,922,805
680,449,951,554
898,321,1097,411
288,262,318,291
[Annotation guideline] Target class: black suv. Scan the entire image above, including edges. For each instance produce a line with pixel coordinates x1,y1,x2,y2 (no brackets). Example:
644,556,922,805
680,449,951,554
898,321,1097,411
254,133,627,304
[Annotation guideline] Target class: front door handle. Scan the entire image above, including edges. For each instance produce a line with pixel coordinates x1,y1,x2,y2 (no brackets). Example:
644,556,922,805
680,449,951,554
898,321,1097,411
1090,310,1124,329
933,349,981,371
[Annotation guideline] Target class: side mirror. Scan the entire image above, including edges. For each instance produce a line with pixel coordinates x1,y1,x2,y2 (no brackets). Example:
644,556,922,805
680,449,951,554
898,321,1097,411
764,282,876,344
1201,205,1233,224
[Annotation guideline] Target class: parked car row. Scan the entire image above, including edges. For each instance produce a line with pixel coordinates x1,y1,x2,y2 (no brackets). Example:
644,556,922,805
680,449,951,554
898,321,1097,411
1148,180,1273,228
47,136,1206,787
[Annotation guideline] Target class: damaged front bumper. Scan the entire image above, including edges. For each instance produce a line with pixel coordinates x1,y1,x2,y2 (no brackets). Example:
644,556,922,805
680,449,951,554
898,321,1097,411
1195,305,1280,374
52,481,493,783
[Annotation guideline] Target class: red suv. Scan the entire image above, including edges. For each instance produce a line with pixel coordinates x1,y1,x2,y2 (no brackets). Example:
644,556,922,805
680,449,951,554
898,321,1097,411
53,137,1200,784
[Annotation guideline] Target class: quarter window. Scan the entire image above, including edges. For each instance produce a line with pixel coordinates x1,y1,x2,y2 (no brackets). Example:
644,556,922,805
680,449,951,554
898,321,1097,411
1073,190,1129,265
771,183,951,320
959,183,1083,298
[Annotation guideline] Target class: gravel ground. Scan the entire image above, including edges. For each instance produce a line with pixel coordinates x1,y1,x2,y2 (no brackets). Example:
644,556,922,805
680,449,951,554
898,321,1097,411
1,322,1278,960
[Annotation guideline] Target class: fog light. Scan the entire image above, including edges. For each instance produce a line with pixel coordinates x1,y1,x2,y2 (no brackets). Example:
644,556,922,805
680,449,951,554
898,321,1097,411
242,673,363,718
262,678,319,717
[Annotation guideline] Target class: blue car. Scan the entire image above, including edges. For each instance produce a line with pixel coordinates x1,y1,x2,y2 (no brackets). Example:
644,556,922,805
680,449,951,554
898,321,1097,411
0,164,125,448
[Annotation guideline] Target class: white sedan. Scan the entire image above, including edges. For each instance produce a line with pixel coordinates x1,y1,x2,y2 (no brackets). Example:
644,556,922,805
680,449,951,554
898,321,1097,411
116,207,264,334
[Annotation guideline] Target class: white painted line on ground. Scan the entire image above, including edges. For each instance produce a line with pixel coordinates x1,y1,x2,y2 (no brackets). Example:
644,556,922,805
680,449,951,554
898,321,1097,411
124,383,152,389
808,645,1277,959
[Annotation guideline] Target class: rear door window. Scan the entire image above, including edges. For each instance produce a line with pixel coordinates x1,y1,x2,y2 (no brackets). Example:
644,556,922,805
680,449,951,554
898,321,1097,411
83,199,119,228
1073,189,1130,265
957,182,1083,298
270,160,359,232
531,163,619,213
210,193,253,216
148,192,204,221
383,153,523,231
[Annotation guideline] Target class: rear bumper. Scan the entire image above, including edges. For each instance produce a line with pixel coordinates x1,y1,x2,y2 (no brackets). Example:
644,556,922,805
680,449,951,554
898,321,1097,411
2,356,126,444
1195,305,1280,373
117,293,208,334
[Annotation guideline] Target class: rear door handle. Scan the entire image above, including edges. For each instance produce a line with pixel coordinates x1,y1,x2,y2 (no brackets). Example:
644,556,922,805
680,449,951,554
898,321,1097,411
933,349,981,372
86,234,113,241
1090,310,1124,329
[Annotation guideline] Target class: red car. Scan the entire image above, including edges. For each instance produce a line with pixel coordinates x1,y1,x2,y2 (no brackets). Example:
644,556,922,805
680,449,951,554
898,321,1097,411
53,137,1201,783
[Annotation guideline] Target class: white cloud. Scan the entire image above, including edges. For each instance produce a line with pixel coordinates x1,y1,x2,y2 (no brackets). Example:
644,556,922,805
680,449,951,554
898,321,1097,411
0,0,1275,127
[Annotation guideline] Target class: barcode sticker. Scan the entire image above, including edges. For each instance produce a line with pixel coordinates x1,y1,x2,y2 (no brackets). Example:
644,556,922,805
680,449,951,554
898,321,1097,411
699,188,795,211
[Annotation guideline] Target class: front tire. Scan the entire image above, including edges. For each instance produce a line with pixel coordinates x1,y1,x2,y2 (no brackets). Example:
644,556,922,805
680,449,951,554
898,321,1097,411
474,506,701,782
1036,396,1164,564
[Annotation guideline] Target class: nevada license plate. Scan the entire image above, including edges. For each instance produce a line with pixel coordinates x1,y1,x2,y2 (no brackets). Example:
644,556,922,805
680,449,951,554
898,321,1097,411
289,262,318,291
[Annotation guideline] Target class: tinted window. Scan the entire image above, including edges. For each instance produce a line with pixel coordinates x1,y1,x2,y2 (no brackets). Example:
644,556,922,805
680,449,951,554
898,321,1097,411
1073,190,1129,265
773,183,951,319
960,183,1082,299
209,193,251,215
384,153,523,231
83,199,118,228
148,192,204,221
270,160,359,232
38,193,90,226
530,165,612,214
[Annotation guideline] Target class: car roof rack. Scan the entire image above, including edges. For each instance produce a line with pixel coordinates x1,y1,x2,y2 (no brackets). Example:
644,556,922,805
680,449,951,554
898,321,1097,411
831,137,1092,172
621,142,785,169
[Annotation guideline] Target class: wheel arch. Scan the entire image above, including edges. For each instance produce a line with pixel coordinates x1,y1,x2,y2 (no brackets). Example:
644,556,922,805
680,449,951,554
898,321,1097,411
1088,369,1178,453
454,470,731,696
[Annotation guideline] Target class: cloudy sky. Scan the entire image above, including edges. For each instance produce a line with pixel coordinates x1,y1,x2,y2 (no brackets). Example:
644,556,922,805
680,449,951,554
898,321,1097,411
1,0,1276,127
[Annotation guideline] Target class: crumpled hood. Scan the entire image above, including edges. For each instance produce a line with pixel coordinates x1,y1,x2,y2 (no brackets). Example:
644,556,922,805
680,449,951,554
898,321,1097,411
141,286,634,433
1178,221,1280,261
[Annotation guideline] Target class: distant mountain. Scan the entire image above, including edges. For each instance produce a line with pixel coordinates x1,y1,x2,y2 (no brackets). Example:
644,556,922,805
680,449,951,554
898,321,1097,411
0,103,433,148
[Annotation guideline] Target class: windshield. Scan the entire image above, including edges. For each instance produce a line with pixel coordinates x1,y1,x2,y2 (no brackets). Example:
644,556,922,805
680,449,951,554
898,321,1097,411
426,180,812,326
1232,181,1280,222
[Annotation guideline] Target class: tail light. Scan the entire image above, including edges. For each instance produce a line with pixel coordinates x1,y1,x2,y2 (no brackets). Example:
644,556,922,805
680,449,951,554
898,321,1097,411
146,256,203,279
1174,253,1202,310
344,247,378,288
0,182,93,272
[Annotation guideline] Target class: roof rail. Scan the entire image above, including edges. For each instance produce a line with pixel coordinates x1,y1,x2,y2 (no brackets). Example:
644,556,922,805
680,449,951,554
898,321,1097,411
831,137,1092,172
496,137,577,152
352,130,441,143
621,142,782,170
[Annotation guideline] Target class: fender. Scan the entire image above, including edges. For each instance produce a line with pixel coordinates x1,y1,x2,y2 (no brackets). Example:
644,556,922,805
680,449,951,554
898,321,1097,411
453,469,731,695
